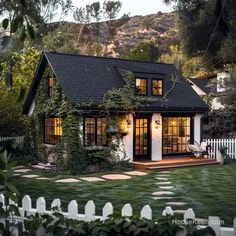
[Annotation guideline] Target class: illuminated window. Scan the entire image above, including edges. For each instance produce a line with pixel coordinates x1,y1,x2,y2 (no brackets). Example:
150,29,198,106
152,79,163,96
44,118,62,144
48,77,54,97
84,117,107,146
135,78,147,95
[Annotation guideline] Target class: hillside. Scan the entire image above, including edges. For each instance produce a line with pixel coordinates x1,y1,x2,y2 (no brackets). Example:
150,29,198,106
50,11,179,57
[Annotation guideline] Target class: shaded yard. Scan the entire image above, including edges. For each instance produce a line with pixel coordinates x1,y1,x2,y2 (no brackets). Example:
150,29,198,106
13,163,236,226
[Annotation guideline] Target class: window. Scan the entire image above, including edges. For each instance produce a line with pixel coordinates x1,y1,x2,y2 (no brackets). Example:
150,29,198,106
48,77,54,97
152,79,163,96
135,78,147,95
162,117,192,155
45,118,62,144
84,117,107,146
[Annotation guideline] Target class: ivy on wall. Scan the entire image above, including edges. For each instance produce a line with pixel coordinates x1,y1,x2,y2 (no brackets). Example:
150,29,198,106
28,65,179,174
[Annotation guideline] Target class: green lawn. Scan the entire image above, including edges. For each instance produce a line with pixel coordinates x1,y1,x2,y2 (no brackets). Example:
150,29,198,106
13,163,236,226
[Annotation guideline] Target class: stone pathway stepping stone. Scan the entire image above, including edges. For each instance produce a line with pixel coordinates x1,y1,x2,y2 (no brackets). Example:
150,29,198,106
156,177,169,181
152,191,175,196
159,171,171,174
55,178,80,183
159,186,174,190
156,174,170,177
101,174,131,180
124,171,148,176
36,177,50,180
156,182,172,185
166,202,187,206
13,165,26,169
80,177,105,182
15,169,31,173
152,196,174,200
174,210,186,214
22,174,39,178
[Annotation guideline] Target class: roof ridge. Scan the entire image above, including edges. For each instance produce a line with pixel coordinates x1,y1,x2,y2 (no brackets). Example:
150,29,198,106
44,51,173,66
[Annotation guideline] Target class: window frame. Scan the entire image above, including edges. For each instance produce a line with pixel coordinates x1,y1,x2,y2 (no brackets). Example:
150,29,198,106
83,117,107,147
48,77,54,97
44,117,62,145
135,78,148,96
151,78,163,96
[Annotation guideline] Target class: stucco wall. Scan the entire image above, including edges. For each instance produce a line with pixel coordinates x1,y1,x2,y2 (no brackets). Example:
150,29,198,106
194,113,203,144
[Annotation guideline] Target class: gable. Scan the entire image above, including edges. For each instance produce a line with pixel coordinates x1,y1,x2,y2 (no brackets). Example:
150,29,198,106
23,52,208,114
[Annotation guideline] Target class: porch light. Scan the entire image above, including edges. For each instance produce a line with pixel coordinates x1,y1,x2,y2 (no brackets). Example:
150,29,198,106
126,118,132,128
155,120,161,129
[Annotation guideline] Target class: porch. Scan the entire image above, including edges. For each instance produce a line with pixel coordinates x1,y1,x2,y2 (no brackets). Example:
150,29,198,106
132,157,218,170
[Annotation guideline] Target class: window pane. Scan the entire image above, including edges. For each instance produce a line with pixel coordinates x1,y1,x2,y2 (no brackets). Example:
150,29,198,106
85,118,96,146
48,78,54,97
45,118,62,144
136,78,147,95
152,79,163,96
97,118,107,146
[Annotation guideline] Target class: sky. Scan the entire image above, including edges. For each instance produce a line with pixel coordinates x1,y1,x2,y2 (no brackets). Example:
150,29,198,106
67,0,173,21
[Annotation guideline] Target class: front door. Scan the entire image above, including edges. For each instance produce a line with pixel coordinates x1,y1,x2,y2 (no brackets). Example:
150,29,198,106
134,117,151,161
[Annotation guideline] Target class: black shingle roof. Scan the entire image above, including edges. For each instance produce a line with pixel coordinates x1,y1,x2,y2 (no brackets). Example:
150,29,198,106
23,52,208,114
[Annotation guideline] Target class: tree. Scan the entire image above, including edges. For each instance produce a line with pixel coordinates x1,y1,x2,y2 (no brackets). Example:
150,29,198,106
163,0,236,67
125,41,159,62
43,24,80,54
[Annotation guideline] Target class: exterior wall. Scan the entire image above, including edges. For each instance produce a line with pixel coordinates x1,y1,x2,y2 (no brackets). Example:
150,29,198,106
151,113,162,161
121,114,134,162
194,113,203,144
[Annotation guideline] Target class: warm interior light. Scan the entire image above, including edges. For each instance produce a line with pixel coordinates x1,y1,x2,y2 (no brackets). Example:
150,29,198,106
155,120,161,129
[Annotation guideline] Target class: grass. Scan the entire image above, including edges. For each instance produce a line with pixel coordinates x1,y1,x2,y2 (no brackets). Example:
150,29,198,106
12,163,236,226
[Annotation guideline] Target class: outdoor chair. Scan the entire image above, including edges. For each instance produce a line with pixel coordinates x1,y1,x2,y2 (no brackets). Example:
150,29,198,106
187,139,208,158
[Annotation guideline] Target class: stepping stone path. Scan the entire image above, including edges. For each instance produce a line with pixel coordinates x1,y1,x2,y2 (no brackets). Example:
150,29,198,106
159,186,174,190
166,202,187,206
152,170,190,215
36,177,50,180
55,178,80,183
156,181,172,185
101,174,131,180
152,191,175,196
152,196,174,200
80,177,105,182
156,177,169,181
124,171,148,176
22,174,39,178
15,169,31,173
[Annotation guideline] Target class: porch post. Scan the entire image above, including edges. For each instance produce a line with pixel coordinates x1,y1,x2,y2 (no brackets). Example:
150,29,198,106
194,113,203,144
152,113,162,161
122,113,133,162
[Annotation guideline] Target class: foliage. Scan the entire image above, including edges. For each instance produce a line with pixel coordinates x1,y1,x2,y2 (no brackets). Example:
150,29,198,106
125,41,159,62
43,24,80,54
164,0,236,67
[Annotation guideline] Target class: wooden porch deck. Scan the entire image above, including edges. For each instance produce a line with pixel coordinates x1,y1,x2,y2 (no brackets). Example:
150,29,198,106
132,157,218,170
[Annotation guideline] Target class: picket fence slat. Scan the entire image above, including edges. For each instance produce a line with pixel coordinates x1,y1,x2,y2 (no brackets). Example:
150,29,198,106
0,136,24,151
203,138,236,159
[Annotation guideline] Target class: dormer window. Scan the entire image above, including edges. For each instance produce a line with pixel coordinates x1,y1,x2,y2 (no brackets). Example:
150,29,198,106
48,77,54,97
135,78,147,95
152,79,163,96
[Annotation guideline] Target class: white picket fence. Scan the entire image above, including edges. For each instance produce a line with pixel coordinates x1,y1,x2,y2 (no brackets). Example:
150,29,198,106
0,136,24,151
203,138,236,159
0,194,236,236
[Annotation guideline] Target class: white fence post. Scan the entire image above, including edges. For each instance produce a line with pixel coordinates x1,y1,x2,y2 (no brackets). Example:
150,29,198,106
0,194,5,207
51,198,61,211
36,197,46,214
162,206,174,216
102,202,113,220
85,200,95,221
22,195,32,212
184,208,195,223
68,200,78,219
140,205,152,220
208,216,221,236
121,204,133,217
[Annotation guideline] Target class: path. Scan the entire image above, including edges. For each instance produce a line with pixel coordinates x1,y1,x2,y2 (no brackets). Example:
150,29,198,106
152,170,188,214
